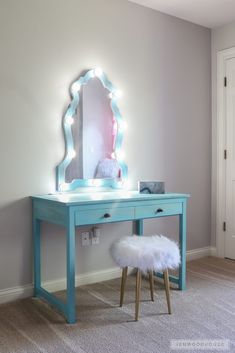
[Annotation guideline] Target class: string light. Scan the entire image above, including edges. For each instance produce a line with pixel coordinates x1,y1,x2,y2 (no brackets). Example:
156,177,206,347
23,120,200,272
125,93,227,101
94,67,103,77
65,116,74,125
118,120,128,131
116,149,125,161
57,68,128,191
109,89,123,99
72,82,81,92
115,89,123,98
68,150,76,159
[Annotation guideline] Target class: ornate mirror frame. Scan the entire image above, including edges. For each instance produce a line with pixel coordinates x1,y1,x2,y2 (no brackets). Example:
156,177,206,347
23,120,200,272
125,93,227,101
56,68,128,192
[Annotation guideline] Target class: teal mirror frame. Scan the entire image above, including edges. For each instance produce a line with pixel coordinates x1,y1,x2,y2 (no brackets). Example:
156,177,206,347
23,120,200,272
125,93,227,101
56,68,128,192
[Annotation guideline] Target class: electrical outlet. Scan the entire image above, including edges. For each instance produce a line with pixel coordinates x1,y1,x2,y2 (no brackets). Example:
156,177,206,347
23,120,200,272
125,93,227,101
81,232,90,246
91,227,100,245
93,227,101,238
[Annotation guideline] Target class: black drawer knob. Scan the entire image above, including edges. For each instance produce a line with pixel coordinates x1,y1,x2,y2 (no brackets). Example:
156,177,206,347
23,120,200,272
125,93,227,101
156,208,163,213
104,213,111,218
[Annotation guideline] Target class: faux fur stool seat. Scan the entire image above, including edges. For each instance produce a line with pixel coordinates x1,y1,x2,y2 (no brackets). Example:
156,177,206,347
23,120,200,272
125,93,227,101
110,235,180,321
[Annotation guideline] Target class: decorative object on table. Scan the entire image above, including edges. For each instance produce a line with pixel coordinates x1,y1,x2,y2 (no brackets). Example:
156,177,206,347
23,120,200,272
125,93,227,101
95,158,120,178
110,234,180,321
138,181,165,194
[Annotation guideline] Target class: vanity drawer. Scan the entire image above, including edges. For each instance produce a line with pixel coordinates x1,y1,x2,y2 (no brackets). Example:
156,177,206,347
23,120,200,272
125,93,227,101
75,207,135,226
135,202,182,219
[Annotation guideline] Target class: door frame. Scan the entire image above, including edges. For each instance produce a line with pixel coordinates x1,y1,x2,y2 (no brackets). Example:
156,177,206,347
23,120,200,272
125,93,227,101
216,47,235,257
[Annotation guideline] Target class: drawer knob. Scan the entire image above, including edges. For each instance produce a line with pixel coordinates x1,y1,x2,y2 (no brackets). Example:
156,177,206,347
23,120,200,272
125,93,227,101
156,208,163,213
104,213,111,218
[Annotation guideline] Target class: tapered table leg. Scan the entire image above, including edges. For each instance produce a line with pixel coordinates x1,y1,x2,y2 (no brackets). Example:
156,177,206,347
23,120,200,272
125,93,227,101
149,270,154,301
163,269,172,314
179,200,187,290
33,218,41,296
66,213,76,323
135,269,141,321
120,267,128,307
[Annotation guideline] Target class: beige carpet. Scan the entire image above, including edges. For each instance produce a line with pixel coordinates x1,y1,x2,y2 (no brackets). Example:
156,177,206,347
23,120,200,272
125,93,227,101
0,257,235,353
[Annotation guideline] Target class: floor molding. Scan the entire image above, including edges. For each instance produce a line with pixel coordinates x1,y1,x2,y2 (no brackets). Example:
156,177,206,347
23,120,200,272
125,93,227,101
0,246,217,304
186,246,217,261
0,267,122,305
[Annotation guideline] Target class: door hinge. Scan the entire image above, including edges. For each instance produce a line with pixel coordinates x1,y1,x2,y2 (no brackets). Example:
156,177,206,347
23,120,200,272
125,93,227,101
223,221,226,232
224,149,227,160
224,76,227,87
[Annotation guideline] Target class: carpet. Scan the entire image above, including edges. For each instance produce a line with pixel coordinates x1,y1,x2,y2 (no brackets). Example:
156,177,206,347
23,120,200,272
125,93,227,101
0,257,234,353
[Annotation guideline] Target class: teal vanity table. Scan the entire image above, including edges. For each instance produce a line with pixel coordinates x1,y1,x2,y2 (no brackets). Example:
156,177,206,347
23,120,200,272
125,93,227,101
32,68,189,323
33,191,188,324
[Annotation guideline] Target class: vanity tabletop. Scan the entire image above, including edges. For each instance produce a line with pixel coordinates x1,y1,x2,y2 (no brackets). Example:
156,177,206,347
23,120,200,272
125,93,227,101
32,191,190,206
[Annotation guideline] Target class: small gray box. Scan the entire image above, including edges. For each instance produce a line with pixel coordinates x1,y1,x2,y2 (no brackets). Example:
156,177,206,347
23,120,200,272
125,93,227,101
138,181,165,194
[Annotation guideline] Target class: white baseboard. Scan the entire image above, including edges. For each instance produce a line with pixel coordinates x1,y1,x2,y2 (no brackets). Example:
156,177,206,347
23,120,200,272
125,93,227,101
43,266,122,293
0,246,217,304
186,246,217,261
0,267,122,305
0,284,33,304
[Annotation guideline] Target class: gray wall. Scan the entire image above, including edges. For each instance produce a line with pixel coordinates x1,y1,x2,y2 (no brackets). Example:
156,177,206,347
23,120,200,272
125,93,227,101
0,0,211,290
211,22,235,246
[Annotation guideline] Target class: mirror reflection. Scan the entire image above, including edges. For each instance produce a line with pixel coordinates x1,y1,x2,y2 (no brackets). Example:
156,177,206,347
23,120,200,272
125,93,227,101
65,78,120,182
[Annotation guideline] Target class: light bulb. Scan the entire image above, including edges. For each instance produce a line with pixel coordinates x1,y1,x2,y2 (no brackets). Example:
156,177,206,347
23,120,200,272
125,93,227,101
65,116,74,125
115,89,123,98
116,149,125,161
68,150,76,159
94,67,103,77
118,120,127,130
109,90,123,99
72,82,81,92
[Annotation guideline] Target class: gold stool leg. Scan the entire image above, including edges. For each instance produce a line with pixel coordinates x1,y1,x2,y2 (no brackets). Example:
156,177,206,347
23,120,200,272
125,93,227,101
149,270,154,301
120,267,128,307
135,268,141,321
163,269,172,314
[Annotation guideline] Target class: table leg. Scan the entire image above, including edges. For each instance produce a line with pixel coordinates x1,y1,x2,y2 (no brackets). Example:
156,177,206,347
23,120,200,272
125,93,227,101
135,219,143,235
66,215,76,324
179,200,187,290
33,218,41,296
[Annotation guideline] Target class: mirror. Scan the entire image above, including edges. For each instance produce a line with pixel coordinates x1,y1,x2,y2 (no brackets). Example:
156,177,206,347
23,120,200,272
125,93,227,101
56,68,128,192
65,78,115,181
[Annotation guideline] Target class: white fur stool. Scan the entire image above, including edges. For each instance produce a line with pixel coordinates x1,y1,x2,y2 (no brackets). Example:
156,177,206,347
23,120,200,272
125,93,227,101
110,235,180,321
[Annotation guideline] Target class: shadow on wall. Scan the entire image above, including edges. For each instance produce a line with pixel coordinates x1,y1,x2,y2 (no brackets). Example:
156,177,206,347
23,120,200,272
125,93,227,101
0,197,32,289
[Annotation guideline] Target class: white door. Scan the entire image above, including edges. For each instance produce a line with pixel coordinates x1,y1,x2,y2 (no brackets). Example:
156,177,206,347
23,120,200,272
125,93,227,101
225,57,235,259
